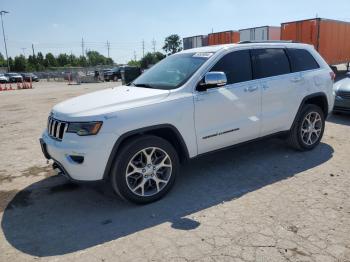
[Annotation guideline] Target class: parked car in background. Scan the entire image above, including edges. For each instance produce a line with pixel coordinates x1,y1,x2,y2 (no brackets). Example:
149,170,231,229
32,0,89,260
333,77,350,114
120,66,142,85
40,42,334,204
5,73,23,83
0,73,9,83
103,67,121,81
21,73,39,82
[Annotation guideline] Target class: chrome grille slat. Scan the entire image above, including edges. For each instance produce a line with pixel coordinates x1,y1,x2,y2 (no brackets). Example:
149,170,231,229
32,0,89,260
47,116,67,141
56,122,61,139
338,91,350,100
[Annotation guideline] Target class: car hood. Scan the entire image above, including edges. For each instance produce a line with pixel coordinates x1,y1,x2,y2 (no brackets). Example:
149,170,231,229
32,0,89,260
52,85,170,119
334,77,350,93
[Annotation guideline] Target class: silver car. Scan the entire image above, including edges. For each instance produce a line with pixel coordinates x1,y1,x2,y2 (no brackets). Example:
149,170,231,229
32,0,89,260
0,73,9,83
334,77,350,113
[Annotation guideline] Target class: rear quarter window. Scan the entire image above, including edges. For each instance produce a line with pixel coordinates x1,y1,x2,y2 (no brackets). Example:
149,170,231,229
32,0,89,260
287,48,320,72
251,48,291,79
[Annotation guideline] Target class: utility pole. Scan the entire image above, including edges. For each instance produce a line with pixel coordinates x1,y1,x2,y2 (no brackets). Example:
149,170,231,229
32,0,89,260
142,40,145,58
133,50,137,61
106,41,110,58
151,38,156,53
21,47,26,57
0,10,10,72
31,43,35,56
81,37,85,57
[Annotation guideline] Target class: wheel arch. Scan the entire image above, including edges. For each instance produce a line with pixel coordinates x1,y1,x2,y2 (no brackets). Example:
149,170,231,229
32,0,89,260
291,92,329,129
103,124,190,180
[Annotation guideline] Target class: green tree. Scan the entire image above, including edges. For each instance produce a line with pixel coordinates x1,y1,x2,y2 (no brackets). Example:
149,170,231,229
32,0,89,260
0,52,5,67
27,55,37,70
78,56,88,67
37,52,44,66
163,34,182,55
127,60,141,67
8,57,14,71
106,57,114,65
44,53,57,67
57,53,69,67
140,52,165,69
13,55,27,72
86,51,106,66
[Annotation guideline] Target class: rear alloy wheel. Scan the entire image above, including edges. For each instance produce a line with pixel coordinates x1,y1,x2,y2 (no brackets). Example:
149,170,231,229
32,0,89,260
287,104,325,151
110,135,179,204
300,111,323,146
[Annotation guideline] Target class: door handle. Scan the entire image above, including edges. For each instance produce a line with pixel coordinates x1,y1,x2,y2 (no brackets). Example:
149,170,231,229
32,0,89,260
244,85,259,92
195,96,204,101
291,76,303,83
262,84,269,90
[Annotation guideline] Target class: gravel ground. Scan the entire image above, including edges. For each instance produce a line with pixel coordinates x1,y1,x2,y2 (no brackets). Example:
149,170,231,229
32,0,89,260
0,80,350,262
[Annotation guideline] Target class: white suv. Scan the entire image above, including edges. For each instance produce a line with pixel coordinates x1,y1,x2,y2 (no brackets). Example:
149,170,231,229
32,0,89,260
40,42,335,204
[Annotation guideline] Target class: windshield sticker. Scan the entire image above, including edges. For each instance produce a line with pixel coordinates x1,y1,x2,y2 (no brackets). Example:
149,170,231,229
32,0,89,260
193,52,214,58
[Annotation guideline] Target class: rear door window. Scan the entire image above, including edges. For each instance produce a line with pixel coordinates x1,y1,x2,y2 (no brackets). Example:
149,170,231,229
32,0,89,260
210,50,252,84
287,48,320,72
251,48,291,79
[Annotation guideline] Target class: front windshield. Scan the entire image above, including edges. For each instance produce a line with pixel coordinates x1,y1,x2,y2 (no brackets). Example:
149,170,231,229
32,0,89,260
133,52,212,90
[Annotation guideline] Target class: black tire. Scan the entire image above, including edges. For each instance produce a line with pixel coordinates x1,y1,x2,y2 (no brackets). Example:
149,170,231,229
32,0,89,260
110,135,179,204
287,104,325,151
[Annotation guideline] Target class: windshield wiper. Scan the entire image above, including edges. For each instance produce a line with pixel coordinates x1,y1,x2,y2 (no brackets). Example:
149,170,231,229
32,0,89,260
133,83,155,89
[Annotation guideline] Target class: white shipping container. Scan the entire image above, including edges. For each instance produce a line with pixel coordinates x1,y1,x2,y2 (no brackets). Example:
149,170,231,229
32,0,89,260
183,35,208,50
239,26,280,42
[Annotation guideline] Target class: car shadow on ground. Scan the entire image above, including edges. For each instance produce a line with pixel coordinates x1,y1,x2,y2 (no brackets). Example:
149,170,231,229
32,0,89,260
1,139,334,257
327,113,350,126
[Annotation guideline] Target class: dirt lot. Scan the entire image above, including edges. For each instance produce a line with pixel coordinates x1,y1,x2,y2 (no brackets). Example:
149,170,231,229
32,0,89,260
0,80,350,262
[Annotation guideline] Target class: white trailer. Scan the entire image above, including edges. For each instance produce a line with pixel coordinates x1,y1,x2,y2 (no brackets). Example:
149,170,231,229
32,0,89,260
183,35,208,50
239,26,280,42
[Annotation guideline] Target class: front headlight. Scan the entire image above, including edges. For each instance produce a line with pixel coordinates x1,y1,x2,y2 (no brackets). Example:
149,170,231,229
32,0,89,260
67,122,103,136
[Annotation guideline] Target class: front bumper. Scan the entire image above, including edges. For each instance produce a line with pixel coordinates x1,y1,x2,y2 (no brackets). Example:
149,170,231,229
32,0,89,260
40,131,117,181
334,96,350,113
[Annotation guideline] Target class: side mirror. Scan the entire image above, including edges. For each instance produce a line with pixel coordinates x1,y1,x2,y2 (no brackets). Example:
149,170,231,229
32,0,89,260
197,71,227,91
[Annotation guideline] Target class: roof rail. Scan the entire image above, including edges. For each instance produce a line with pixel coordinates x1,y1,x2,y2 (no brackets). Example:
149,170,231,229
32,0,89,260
238,40,295,44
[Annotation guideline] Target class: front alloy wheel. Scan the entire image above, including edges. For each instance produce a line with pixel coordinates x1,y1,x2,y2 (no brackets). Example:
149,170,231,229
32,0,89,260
126,147,172,197
110,135,179,204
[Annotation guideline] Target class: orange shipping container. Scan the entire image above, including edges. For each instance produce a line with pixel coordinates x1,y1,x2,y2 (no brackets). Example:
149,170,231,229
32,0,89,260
208,30,240,46
281,18,350,65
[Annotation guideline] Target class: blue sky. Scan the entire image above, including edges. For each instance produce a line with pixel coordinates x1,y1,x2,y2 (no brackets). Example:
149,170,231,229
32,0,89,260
1,0,349,63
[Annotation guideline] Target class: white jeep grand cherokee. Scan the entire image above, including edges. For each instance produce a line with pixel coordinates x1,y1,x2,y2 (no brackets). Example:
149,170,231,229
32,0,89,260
40,42,335,204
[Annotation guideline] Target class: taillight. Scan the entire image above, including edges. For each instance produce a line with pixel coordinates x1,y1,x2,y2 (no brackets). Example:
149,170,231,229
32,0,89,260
330,71,336,81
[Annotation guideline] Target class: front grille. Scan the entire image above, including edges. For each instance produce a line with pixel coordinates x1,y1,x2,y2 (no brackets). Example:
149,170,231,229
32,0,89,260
334,106,350,112
338,91,350,100
47,117,68,141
